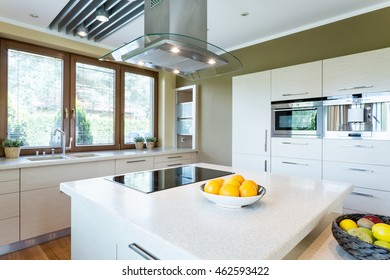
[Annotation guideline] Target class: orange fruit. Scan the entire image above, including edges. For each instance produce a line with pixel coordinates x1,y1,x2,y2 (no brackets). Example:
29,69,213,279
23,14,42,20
239,183,258,197
204,179,223,195
240,180,258,192
224,178,241,188
219,184,239,197
230,174,245,184
214,178,225,185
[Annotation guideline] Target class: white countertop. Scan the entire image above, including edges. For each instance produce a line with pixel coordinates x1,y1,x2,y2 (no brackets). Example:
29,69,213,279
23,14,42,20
60,162,353,260
0,148,196,170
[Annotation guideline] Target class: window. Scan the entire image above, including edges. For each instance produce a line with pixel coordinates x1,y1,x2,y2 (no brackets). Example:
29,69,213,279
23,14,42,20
123,72,155,144
75,62,116,146
7,49,64,147
0,39,158,155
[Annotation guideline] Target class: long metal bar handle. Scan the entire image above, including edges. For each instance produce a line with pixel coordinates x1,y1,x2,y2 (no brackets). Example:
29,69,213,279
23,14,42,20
128,243,159,260
338,85,373,91
282,161,309,166
126,159,146,164
264,129,268,153
282,142,308,145
167,156,183,159
351,191,374,198
346,168,374,173
339,144,374,148
264,160,267,172
282,92,308,97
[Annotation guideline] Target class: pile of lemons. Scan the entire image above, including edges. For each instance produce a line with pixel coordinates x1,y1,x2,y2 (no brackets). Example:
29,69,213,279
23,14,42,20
204,174,258,197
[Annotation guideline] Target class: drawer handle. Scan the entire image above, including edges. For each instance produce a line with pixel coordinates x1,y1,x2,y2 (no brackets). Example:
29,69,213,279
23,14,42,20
282,161,309,166
345,168,374,173
338,85,373,91
281,142,308,145
126,160,146,164
167,163,183,167
167,156,183,159
339,145,374,148
282,92,308,97
351,191,375,198
128,243,158,260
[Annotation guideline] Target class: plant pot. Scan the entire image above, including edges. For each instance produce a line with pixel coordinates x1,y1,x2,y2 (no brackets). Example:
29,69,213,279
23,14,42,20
135,142,144,150
4,147,21,159
146,142,155,149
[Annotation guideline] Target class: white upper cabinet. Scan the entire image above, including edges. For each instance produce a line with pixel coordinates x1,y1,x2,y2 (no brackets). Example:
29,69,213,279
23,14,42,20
323,47,390,97
232,71,271,156
271,61,322,101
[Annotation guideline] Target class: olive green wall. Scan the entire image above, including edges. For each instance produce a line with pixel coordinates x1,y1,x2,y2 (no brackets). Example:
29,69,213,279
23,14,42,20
177,7,390,166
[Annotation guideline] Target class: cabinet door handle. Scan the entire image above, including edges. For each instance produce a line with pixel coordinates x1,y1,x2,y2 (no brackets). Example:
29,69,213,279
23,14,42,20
345,167,374,173
351,191,375,198
264,160,267,172
282,142,308,145
126,159,146,164
338,85,373,91
167,163,183,167
282,161,309,166
128,243,158,260
167,155,183,159
282,92,308,97
264,129,268,153
339,144,374,148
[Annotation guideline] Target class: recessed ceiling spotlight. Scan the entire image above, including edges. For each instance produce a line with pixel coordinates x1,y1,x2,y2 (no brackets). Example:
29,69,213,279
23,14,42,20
208,59,216,65
137,61,145,66
29,14,39,18
96,7,109,22
241,12,249,17
171,47,180,54
173,69,180,74
76,24,88,37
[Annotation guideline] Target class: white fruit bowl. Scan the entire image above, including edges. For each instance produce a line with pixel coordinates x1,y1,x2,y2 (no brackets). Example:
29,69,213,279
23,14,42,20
199,184,266,208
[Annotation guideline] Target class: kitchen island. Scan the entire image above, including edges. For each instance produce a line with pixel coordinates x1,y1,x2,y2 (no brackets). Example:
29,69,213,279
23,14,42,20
60,163,353,260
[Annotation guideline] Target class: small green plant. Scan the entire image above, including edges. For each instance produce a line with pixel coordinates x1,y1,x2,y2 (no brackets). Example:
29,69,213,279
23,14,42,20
2,138,24,147
133,136,145,143
145,136,156,143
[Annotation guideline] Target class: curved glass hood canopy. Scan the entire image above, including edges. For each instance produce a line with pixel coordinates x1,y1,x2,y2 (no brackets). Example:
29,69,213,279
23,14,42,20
100,0,243,81
100,33,243,80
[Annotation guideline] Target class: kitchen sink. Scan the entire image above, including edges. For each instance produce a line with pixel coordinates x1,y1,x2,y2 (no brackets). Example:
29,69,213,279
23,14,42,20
26,155,70,161
70,153,100,158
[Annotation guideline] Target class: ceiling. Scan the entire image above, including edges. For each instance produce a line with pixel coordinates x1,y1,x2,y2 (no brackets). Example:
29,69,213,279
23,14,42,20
0,0,390,52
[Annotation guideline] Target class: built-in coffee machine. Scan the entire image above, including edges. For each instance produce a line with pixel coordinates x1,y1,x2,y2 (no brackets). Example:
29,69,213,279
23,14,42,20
323,92,390,139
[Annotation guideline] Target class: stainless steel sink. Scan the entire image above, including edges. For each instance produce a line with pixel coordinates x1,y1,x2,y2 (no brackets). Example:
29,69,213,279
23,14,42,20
26,155,70,161
70,153,99,158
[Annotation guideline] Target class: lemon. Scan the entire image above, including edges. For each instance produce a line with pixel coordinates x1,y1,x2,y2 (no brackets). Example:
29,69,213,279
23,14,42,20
230,174,245,184
240,180,258,192
204,179,223,195
239,183,257,197
339,219,358,232
219,183,239,197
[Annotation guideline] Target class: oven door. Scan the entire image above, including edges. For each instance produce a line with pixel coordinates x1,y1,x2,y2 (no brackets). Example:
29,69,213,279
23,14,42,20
272,105,323,137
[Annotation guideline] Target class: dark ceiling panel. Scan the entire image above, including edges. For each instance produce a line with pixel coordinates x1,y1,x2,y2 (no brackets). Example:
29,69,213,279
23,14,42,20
48,0,145,43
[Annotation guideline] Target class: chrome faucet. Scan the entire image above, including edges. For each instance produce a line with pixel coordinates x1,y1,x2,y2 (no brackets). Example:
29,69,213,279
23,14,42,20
53,128,66,156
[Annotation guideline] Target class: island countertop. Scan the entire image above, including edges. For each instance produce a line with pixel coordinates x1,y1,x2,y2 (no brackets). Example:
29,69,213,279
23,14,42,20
60,163,353,260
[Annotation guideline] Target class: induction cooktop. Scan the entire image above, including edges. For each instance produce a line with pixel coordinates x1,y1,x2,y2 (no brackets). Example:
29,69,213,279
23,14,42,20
107,166,234,194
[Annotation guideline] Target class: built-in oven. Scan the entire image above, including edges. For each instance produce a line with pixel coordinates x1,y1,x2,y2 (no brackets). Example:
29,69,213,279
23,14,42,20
323,92,390,139
271,98,323,137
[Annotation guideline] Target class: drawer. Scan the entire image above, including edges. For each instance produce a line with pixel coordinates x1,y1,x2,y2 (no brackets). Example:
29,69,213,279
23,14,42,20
343,187,390,216
0,193,19,220
0,217,19,246
271,157,322,179
115,157,154,174
154,152,196,163
271,138,322,160
0,169,19,182
0,180,19,195
154,159,194,170
323,139,390,165
323,161,390,192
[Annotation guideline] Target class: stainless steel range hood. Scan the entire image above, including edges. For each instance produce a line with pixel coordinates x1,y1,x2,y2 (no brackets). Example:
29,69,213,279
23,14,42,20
100,0,243,80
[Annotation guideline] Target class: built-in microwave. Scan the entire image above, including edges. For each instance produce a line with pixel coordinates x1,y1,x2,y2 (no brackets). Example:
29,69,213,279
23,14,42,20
271,99,323,137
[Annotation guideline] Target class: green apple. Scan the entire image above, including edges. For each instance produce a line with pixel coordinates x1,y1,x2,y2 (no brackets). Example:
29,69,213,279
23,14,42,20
347,228,374,244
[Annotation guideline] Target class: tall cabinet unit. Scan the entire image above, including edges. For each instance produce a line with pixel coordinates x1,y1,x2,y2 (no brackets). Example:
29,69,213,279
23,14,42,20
175,85,197,149
232,71,271,172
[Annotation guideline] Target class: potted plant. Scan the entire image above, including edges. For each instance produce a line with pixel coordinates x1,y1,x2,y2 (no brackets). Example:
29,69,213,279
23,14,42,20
133,136,144,150
2,138,24,159
145,136,156,149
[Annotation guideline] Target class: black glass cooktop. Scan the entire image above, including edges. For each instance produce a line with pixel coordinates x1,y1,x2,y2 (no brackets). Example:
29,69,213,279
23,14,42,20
108,166,234,194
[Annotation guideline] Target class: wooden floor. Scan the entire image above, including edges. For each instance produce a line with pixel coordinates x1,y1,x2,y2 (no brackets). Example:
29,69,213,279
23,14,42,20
0,236,71,260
